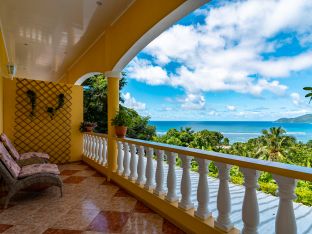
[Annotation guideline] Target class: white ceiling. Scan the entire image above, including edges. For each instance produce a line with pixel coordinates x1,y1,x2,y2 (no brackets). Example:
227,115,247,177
0,0,134,81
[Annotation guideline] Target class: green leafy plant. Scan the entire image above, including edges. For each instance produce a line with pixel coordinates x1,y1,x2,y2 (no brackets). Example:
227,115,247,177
47,93,65,119
26,90,36,117
111,109,132,127
79,122,97,132
303,87,312,103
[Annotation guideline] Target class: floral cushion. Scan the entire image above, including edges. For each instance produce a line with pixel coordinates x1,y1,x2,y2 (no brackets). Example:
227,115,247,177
0,133,20,160
18,163,60,178
20,152,50,160
0,143,21,178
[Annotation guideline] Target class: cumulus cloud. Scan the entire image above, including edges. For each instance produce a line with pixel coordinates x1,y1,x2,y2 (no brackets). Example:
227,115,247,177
126,0,312,96
122,92,146,111
226,105,236,111
290,92,301,105
180,94,206,110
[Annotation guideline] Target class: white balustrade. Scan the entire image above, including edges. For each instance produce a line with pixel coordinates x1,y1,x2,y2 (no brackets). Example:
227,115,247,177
122,142,130,177
91,135,95,159
87,135,91,157
165,151,178,202
215,162,233,232
97,136,102,163
136,145,145,185
273,175,297,234
240,168,260,234
117,141,123,174
178,154,194,210
154,150,165,196
195,158,211,220
144,147,155,190
129,144,138,181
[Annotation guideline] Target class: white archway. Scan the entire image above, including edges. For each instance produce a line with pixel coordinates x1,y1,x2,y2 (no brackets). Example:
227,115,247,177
74,72,103,85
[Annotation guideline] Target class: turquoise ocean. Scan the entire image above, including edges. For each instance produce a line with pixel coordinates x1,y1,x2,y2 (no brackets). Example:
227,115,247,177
149,121,312,143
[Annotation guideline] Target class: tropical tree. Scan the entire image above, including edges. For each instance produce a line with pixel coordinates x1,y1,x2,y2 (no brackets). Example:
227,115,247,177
303,86,312,103
255,127,290,161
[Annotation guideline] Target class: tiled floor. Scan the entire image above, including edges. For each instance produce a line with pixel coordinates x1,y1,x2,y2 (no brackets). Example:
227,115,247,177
0,162,185,234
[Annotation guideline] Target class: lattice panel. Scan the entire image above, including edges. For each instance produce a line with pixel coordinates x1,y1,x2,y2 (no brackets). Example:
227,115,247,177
14,78,72,163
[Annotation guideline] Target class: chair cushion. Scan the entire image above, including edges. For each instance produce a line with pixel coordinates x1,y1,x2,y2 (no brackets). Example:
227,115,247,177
0,133,20,160
20,152,50,160
0,143,21,178
18,164,60,178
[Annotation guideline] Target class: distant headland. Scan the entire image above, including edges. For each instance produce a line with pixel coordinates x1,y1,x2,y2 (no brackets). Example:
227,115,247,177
275,114,312,123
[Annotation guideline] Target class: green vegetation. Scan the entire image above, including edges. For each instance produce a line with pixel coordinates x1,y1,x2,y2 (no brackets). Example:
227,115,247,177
275,114,312,123
111,109,132,127
154,127,312,206
82,74,156,140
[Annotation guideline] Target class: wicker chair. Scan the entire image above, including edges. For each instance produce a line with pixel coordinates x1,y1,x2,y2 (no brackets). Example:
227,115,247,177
0,143,63,208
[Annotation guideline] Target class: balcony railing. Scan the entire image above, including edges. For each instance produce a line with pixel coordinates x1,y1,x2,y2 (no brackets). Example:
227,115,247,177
82,132,312,234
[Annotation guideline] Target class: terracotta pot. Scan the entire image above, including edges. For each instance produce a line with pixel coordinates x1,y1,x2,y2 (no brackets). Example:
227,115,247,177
86,126,93,132
115,126,127,138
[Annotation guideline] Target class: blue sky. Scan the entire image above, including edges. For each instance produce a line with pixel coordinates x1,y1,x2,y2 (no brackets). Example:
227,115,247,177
122,0,312,121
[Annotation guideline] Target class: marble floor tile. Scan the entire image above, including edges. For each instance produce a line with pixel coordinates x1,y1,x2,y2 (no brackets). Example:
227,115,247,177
121,213,163,234
43,228,83,234
0,224,13,233
87,211,130,232
60,170,81,176
63,176,87,184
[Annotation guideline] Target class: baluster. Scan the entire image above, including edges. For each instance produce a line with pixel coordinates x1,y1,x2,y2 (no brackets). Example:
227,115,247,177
129,144,138,181
136,145,145,185
144,147,155,190
273,175,297,234
92,135,97,160
85,135,89,157
117,141,123,174
178,154,194,210
122,142,130,177
154,150,165,196
87,135,91,158
83,134,86,155
215,162,233,232
98,137,103,163
195,158,211,220
240,168,260,234
102,138,107,165
94,136,99,161
90,135,94,159
165,151,178,202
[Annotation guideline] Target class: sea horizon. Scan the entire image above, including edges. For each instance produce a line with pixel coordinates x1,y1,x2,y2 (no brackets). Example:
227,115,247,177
149,120,312,143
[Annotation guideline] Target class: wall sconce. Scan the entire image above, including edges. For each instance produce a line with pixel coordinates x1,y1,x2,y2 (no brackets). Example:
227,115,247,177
6,64,16,80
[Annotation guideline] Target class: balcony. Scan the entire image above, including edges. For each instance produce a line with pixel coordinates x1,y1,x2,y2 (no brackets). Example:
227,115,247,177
82,132,312,234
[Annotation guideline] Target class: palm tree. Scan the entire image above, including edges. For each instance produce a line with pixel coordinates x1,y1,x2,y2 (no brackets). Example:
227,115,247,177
256,127,288,162
303,87,312,103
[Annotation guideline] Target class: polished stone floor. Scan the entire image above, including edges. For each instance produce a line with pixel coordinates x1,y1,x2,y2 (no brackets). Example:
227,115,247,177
0,162,185,234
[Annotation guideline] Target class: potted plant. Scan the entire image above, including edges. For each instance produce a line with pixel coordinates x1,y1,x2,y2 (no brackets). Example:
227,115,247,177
80,122,97,132
111,109,131,138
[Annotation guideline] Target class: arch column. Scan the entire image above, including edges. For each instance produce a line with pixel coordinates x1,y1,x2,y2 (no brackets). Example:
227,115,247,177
106,71,121,179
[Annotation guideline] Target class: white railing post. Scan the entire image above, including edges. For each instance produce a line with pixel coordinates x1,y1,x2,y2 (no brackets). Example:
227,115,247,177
165,151,178,203
178,154,194,210
122,142,130,177
195,158,211,220
144,147,155,190
102,138,107,165
136,145,145,186
87,135,91,157
154,150,165,196
91,135,96,160
117,141,123,174
129,144,138,181
83,134,86,155
97,137,102,163
273,175,297,234
240,168,260,234
215,162,233,232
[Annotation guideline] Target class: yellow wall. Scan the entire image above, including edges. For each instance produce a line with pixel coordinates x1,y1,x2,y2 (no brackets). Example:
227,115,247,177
0,29,9,133
59,0,186,84
3,78,83,162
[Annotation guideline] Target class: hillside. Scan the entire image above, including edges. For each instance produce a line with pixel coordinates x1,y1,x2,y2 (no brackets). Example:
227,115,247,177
275,114,312,123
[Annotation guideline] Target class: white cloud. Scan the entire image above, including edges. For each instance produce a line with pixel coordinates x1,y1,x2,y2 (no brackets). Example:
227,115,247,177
122,92,146,111
226,105,236,111
126,0,312,96
290,92,301,105
180,94,206,110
